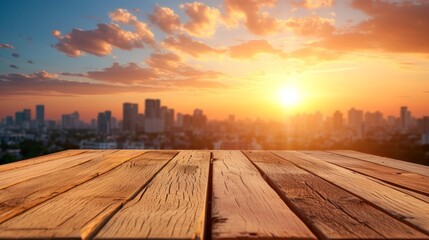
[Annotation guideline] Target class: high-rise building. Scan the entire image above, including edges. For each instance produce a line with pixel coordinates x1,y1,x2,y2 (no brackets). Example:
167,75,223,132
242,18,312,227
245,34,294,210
23,109,31,122
333,111,343,130
123,103,138,132
36,105,44,124
161,106,175,131
5,116,14,127
400,106,411,133
144,99,163,133
193,108,207,128
97,110,112,135
348,108,363,128
15,111,24,127
61,111,80,129
365,111,384,129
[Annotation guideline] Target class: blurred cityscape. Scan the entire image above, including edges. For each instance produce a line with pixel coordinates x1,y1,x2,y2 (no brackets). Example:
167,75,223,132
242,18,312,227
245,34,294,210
1,99,428,165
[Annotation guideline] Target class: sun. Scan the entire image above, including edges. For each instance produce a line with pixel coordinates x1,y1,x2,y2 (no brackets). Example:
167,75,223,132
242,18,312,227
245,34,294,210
278,86,301,106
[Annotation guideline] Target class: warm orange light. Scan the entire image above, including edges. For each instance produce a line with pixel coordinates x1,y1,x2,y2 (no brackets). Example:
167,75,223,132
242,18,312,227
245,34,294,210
279,86,301,106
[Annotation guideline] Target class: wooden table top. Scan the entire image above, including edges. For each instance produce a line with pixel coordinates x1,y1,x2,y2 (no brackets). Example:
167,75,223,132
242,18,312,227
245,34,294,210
0,150,428,240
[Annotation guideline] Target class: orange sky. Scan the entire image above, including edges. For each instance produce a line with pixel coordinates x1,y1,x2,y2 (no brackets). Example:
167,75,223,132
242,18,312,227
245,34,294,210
1,0,428,121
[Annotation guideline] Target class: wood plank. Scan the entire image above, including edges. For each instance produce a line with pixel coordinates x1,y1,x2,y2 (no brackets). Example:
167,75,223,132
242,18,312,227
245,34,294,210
303,151,429,196
245,151,427,240
274,150,429,236
95,150,211,240
212,151,315,240
0,150,113,189
0,149,86,173
0,151,178,240
330,150,429,177
0,150,144,224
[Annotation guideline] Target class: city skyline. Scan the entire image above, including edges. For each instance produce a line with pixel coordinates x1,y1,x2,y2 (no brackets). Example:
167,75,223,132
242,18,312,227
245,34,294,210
1,0,428,120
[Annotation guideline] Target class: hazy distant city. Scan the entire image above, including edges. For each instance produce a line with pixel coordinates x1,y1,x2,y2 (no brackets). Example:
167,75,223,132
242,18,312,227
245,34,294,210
1,99,428,165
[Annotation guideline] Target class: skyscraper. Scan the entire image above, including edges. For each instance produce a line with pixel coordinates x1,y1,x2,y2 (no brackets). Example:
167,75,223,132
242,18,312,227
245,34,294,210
23,109,31,122
348,108,363,128
400,106,411,132
333,110,343,130
36,105,45,124
98,110,112,135
144,99,163,133
123,103,138,132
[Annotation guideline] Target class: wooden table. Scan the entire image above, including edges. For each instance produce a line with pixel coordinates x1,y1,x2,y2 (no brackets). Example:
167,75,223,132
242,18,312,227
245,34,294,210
0,150,428,240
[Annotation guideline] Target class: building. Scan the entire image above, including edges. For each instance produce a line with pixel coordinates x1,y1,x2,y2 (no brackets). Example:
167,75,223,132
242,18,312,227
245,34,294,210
123,103,138,132
333,111,344,130
36,105,44,124
61,111,80,129
15,111,24,127
97,111,112,135
348,108,363,128
193,109,207,128
400,106,411,133
161,106,175,131
144,99,163,133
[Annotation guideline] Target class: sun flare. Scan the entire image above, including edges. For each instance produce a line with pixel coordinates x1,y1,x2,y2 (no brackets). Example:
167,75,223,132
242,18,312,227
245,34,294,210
279,86,301,107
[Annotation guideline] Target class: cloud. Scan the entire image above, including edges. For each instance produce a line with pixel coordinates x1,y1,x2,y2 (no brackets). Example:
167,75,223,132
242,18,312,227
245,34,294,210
148,5,181,34
146,52,223,77
27,60,34,64
180,2,220,37
9,64,18,69
0,71,156,97
292,0,334,9
289,47,341,64
53,8,155,57
86,62,157,84
162,34,226,57
284,16,335,37
11,53,20,58
228,39,285,59
314,0,429,54
223,0,281,35
0,43,14,49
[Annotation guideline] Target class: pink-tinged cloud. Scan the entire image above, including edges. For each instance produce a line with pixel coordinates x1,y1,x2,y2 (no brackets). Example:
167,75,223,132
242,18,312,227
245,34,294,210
293,0,334,9
0,43,14,49
223,0,280,35
229,40,285,59
86,63,157,84
289,47,340,64
0,71,158,97
180,2,220,37
146,52,223,77
314,0,429,54
148,6,181,34
162,34,226,57
53,9,155,57
284,16,335,37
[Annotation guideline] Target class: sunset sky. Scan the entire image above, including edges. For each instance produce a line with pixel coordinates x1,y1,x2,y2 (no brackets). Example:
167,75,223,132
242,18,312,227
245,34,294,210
0,0,428,121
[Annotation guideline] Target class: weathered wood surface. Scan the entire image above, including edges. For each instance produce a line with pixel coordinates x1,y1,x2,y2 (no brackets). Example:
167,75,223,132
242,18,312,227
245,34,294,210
330,150,429,177
303,151,429,196
0,150,143,224
95,150,211,240
0,151,177,240
0,150,428,240
0,150,111,189
0,149,86,173
245,151,426,240
274,151,429,236
211,151,315,240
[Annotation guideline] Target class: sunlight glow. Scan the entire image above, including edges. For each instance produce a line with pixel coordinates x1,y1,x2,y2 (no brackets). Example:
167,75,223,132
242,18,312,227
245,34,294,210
279,86,301,107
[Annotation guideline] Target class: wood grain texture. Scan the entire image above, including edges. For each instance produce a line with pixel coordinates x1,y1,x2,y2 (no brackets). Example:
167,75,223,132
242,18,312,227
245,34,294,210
0,151,178,240
330,150,429,177
245,151,427,240
274,150,429,236
0,150,144,224
0,150,111,189
95,150,211,240
303,151,429,196
212,150,315,240
0,149,86,173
